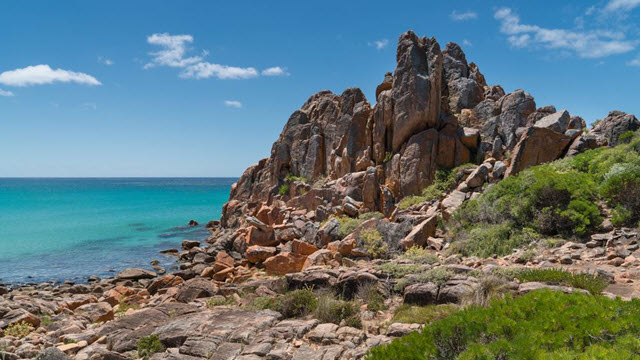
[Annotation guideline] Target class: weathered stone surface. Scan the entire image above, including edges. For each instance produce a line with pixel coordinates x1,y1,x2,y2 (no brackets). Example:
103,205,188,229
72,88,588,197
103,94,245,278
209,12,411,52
246,245,277,263
35,348,72,360
591,110,640,147
505,126,572,176
76,302,114,323
400,216,437,250
403,282,438,305
533,110,570,133
0,308,40,329
116,268,156,280
175,278,219,303
264,253,307,275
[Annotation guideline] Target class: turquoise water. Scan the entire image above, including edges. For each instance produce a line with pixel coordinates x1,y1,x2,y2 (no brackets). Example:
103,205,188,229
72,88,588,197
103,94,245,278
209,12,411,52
0,178,235,285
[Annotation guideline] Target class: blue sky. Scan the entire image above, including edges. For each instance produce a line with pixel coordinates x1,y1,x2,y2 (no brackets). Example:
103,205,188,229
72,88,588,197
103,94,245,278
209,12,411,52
1,0,639,177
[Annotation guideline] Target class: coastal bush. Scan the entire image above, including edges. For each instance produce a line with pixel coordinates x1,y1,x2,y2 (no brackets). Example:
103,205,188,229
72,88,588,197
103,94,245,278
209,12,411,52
333,212,382,238
136,334,165,359
367,290,640,360
449,165,601,257
375,263,423,278
314,295,360,327
394,267,454,292
252,288,318,318
4,321,34,338
601,164,640,226
205,296,233,308
513,268,608,295
619,130,635,144
391,304,459,324
361,229,388,259
402,246,439,264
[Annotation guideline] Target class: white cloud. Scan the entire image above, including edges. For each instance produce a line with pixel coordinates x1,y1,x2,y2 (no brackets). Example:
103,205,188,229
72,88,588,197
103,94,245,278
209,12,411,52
0,89,14,97
462,39,473,47
451,10,478,21
604,0,640,12
494,7,636,58
262,66,288,76
0,65,101,87
181,63,258,80
369,39,389,50
98,56,114,66
80,102,97,110
627,55,640,66
224,100,242,108
144,32,287,80
144,33,203,69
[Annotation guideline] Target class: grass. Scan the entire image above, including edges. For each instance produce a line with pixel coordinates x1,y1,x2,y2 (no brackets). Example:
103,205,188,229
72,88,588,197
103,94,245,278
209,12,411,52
357,282,388,312
514,268,609,295
137,334,165,359
391,304,459,324
314,295,361,328
328,212,384,238
368,290,640,360
3,321,34,338
115,301,139,318
40,314,53,326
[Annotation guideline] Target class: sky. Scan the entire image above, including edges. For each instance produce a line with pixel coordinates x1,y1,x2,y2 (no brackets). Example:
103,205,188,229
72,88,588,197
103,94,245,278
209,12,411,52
1,0,640,177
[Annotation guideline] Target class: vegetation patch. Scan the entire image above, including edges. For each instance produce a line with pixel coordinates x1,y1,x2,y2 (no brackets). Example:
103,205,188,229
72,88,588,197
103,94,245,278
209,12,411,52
357,282,388,312
314,295,361,328
278,183,290,196
4,321,34,338
375,263,424,278
402,246,439,264
361,228,388,259
394,267,454,292
513,268,609,295
368,290,640,360
251,288,318,318
391,304,459,324
206,296,234,308
285,173,308,183
137,334,165,359
398,165,475,210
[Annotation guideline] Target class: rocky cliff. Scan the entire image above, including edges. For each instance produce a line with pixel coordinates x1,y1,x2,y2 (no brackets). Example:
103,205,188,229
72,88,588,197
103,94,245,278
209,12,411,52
216,30,639,275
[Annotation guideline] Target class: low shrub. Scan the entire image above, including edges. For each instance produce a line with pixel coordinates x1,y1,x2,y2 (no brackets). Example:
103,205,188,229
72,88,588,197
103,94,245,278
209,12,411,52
252,289,318,318
394,267,454,292
402,246,439,264
314,295,360,327
4,321,34,338
514,268,608,295
136,334,165,359
398,165,474,210
375,263,423,278
278,183,290,196
391,304,459,324
205,296,233,308
368,290,640,360
361,229,388,259
357,282,387,312
601,164,640,226
334,212,382,238
285,173,308,183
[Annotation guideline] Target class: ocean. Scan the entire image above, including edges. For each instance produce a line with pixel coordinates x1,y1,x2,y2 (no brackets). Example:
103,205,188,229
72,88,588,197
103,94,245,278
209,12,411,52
0,178,235,285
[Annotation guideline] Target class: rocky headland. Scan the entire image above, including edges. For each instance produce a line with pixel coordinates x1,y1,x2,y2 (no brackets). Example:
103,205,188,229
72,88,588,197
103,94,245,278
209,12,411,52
3,31,640,360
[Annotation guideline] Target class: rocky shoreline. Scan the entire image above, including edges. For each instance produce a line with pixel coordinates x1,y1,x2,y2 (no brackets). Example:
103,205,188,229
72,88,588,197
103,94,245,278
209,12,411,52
3,30,640,360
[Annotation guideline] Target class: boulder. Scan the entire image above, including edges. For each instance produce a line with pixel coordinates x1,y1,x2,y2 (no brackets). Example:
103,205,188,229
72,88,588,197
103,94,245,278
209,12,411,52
505,126,572,176
533,110,570,133
591,110,640,147
246,226,277,247
175,278,219,302
116,268,156,280
400,216,438,250
76,302,114,323
403,283,438,305
0,308,40,329
246,245,277,263
465,164,489,188
35,348,72,360
263,253,307,275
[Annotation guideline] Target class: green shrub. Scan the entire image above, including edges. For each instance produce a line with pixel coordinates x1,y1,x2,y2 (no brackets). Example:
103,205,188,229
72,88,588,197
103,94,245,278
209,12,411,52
601,164,640,226
383,152,394,164
4,321,34,338
449,223,540,258
402,246,439,264
275,288,318,318
285,173,308,183
514,268,608,295
375,263,424,278
206,296,233,308
333,212,382,238
394,268,454,292
361,229,388,259
278,183,290,196
136,334,165,359
368,290,640,360
358,212,384,220
314,295,360,327
619,130,635,144
392,304,459,324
